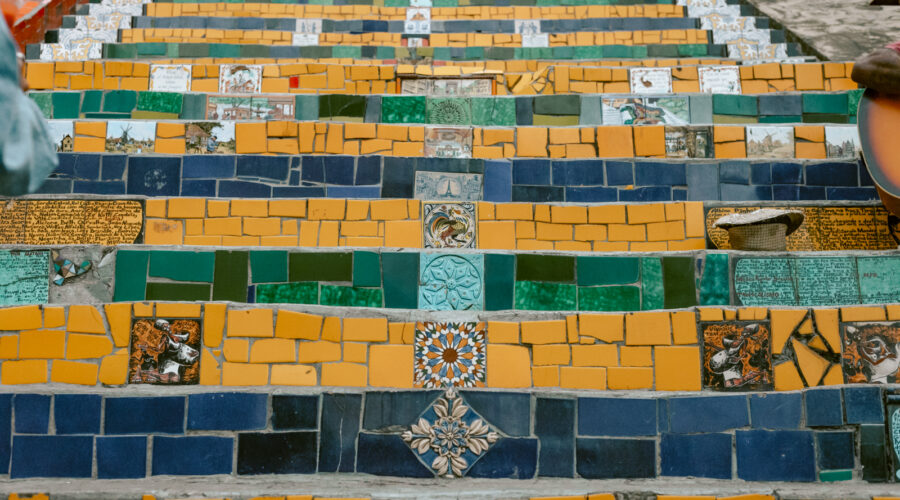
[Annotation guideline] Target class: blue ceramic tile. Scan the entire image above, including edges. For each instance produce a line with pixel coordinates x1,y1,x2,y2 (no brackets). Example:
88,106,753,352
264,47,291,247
272,186,325,198
182,155,235,178
181,179,216,197
773,185,799,200
187,393,267,431
466,438,537,479
301,156,325,183
323,156,355,185
634,162,685,186
461,392,529,436
806,162,857,186
720,184,772,201
805,388,844,427
860,424,888,481
772,162,802,184
54,154,76,177
272,395,319,430
826,187,877,200
750,393,801,429
101,155,127,180
72,154,101,180
483,160,512,202
11,435,93,478
657,399,669,433
97,436,147,479
289,170,300,186
218,180,272,198
669,395,749,433
513,160,551,185
326,186,381,198
536,398,574,477
576,438,656,479
565,186,617,202
618,186,671,202
355,156,381,185
74,181,126,195
105,396,185,434
686,163,719,201
797,186,827,200
356,433,433,477
34,179,72,194
578,398,656,437
14,394,50,434
54,394,101,434
363,391,440,430
660,433,732,479
126,157,180,196
563,160,605,186
382,157,415,198
551,162,567,186
759,94,801,116
511,185,564,202
736,429,815,481
606,161,633,186
236,155,290,181
750,163,772,184
152,436,233,475
319,393,361,473
816,431,854,470
237,431,317,475
719,161,750,184
0,395,9,472
859,161,874,186
843,386,884,424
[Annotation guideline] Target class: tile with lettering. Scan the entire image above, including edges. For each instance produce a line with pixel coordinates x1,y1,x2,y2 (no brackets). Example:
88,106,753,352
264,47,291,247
733,257,796,306
418,253,484,310
825,126,861,159
415,172,482,201
149,65,191,93
219,64,262,94
793,257,860,306
629,68,673,94
129,318,201,385
423,202,476,248
0,250,49,305
47,121,75,153
522,33,549,48
702,321,773,391
698,66,742,94
842,322,900,384
414,321,486,388
858,256,900,304
106,121,156,154
424,127,472,159
186,122,236,154
292,33,319,46
746,126,794,159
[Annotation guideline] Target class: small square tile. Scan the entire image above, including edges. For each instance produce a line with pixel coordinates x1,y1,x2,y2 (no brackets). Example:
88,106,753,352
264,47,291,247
129,318,201,385
419,253,484,311
414,321,486,388
422,202,476,248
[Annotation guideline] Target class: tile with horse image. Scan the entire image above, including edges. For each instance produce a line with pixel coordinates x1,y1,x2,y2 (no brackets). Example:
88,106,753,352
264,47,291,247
701,321,773,391
129,318,201,385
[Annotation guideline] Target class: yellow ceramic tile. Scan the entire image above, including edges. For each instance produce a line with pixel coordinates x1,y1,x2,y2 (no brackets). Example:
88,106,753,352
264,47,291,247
486,344,531,388
42,306,65,329
1,359,48,384
620,346,652,366
773,361,804,391
227,309,274,338
343,317,387,342
199,348,221,386
0,305,42,331
50,360,98,385
579,314,624,342
203,303,227,348
654,346,700,391
275,310,322,340
222,362,269,386
98,350,128,385
488,321,519,343
369,345,413,388
249,338,297,363
270,364,317,386
790,338,830,386
770,309,807,354
571,344,617,366
532,366,559,387
66,334,113,360
520,320,567,344
625,311,671,345
298,341,342,363
19,330,65,359
840,306,886,322
532,344,570,365
223,339,250,363
321,362,367,387
560,366,606,390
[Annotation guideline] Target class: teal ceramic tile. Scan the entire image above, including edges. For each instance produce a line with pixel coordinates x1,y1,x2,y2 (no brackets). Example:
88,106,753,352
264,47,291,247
181,93,207,120
289,252,352,282
79,90,103,114
426,98,472,125
320,285,383,308
255,282,318,304
295,95,319,121
470,97,515,127
484,253,514,311
698,253,730,305
858,256,900,304
640,257,664,310
662,256,697,309
847,89,864,115
576,256,640,286
794,257,859,306
419,254,484,311
515,255,575,283
689,94,713,124
212,250,248,302
0,250,48,305
51,91,81,119
113,250,149,301
102,90,138,113
819,470,852,482
382,253,419,309
148,251,215,283
712,94,758,116
733,257,796,306
352,251,381,288
250,251,288,284
533,95,580,116
802,93,848,115
577,286,641,311
381,96,426,123
146,282,211,301
137,91,182,114
29,93,52,118
514,281,576,311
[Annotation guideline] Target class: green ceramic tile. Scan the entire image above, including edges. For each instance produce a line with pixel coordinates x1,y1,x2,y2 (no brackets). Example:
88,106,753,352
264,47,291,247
319,94,366,119
381,96,426,123
576,257,640,286
662,256,697,309
332,46,361,59
471,97,515,127
136,42,167,56
733,257,796,307
51,91,81,119
712,94,757,116
426,98,472,125
148,251,215,282
794,257,859,306
82,112,131,119
103,90,138,113
819,470,852,482
802,93,848,114
698,253,730,305
352,251,381,287
759,115,801,123
641,257,663,310
677,44,708,57
484,253,514,311
533,95,580,116
180,93,207,120
137,91,182,114
113,250,149,301
320,285,383,307
515,255,575,283
289,252,352,282
382,252,419,309
295,95,319,121
532,114,580,126
78,90,103,114
250,251,288,284
209,43,241,58
578,286,641,311
802,113,849,124
212,250,249,302
29,93,52,118
858,256,900,303
514,281,576,311
255,282,317,304
146,282,211,301
847,89,864,115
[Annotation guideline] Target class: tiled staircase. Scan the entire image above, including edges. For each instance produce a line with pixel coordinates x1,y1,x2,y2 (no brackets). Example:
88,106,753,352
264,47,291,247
4,0,900,498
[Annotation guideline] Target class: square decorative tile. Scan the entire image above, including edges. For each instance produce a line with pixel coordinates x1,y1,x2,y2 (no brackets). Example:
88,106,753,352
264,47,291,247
825,126,860,159
105,121,156,154
746,126,794,159
418,253,484,310
701,321,773,391
218,64,262,94
414,322,486,388
842,323,900,384
424,127,473,159
426,98,472,125
423,202,476,248
129,318,201,385
415,172,482,201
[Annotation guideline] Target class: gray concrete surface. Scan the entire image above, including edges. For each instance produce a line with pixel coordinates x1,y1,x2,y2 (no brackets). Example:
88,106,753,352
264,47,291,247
745,0,900,61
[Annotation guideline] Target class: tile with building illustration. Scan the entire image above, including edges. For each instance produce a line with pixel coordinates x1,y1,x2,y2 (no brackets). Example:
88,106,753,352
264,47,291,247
665,126,712,158
746,126,794,159
47,121,75,153
418,253,484,311
414,321,486,388
207,96,293,121
415,172,482,201
629,68,673,94
186,122,236,155
129,318,201,385
702,321,773,391
842,323,900,384
825,126,861,159
149,65,191,93
424,127,473,159
423,202,476,248
218,64,262,94
105,121,156,154
698,66,742,94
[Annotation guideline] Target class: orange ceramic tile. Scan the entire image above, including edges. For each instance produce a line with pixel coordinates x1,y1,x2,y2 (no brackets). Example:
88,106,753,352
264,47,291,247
50,360,98,385
713,126,744,143
488,321,519,344
794,125,825,142
222,362,269,386
269,199,306,218
625,312,671,345
560,366,607,390
633,126,666,156
0,306,42,331
249,338,297,363
25,62,54,89
0,335,17,359
571,344,618,366
532,365,560,387
342,318,387,342
620,345,652,366
369,345,413,388
516,127,549,157
66,334,113,360
770,309,808,354
588,205,626,224
671,310,698,345
773,360,804,391
297,341,341,363
841,306,886,322
144,220,184,245
19,330,65,359
227,309,274,338
202,303,226,348
168,198,206,218
795,63,824,90
321,317,341,342
550,206,587,224
275,310,322,340
235,122,267,154
66,305,106,334
270,364,317,386
307,199,345,220
655,346,701,391
486,344,531,388
596,125,634,158
98,350,128,385
579,314,624,343
521,320,568,345
607,367,653,389
384,220,421,248
223,338,250,362
532,344,571,365
607,224,646,242
627,203,666,224
321,362,367,387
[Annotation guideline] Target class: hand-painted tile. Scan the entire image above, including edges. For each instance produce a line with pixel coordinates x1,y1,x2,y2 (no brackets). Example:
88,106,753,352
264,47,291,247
701,321,773,391
424,127,473,159
746,126,794,159
106,121,155,154
842,323,900,384
0,250,49,306
402,388,498,477
414,172,482,201
423,202,476,248
426,98,472,126
128,319,201,385
733,257,796,306
418,254,483,311
857,256,900,303
414,321,486,388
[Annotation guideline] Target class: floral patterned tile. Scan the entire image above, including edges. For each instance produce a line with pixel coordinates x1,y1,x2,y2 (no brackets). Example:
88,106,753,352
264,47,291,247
418,253,483,311
414,321,486,388
423,202,476,249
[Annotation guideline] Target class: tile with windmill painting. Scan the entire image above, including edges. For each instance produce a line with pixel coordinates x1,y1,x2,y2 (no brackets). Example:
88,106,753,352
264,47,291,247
746,126,794,159
105,121,156,154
